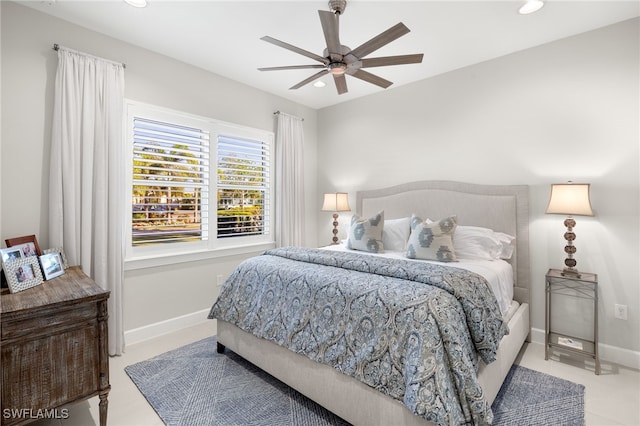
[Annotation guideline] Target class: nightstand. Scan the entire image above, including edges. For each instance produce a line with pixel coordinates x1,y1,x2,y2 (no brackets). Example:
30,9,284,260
545,268,599,374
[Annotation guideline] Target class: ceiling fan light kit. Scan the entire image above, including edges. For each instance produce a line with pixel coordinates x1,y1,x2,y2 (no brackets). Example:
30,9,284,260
258,0,423,95
329,62,347,75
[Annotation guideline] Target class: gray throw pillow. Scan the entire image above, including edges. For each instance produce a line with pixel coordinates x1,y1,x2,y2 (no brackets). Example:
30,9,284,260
347,211,384,253
406,215,457,262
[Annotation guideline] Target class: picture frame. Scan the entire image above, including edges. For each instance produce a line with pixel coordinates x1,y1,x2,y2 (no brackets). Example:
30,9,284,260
43,247,69,269
11,242,39,258
39,252,65,280
0,247,24,289
0,247,24,264
5,234,42,256
4,257,44,293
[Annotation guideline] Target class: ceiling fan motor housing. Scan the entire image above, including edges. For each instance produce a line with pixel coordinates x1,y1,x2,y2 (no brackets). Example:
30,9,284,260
329,0,347,15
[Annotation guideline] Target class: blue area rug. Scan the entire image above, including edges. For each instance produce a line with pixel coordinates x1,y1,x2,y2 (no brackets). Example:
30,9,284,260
125,336,584,426
492,362,584,425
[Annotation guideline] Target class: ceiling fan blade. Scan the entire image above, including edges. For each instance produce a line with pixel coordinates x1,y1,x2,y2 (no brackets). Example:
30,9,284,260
261,36,329,65
259,65,326,71
319,10,342,61
348,69,393,89
349,23,410,59
333,74,348,95
361,54,424,68
290,70,328,90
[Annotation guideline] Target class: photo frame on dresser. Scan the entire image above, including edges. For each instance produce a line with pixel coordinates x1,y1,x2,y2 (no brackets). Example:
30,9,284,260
1,247,24,289
0,247,23,264
3,256,44,293
11,242,39,258
43,247,69,269
39,252,65,280
5,234,42,256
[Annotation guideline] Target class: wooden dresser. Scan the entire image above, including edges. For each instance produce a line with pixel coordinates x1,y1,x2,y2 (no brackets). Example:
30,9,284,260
1,267,110,426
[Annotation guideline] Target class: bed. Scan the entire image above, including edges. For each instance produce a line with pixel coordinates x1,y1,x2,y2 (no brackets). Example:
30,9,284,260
209,180,530,425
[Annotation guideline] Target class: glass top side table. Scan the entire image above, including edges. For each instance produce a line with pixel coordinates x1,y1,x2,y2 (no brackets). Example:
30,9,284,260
545,268,599,375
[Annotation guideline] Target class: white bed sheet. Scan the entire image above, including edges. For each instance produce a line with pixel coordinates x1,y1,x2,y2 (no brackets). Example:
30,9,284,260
321,244,514,316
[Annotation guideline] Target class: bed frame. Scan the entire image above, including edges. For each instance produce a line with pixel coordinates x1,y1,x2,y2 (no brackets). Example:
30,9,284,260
217,180,530,425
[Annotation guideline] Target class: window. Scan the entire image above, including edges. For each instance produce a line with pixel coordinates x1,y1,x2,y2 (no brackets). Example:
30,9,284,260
126,102,274,260
217,134,270,239
132,117,209,246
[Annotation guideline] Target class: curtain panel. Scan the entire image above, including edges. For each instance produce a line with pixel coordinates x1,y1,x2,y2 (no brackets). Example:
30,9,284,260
49,47,125,355
275,112,305,247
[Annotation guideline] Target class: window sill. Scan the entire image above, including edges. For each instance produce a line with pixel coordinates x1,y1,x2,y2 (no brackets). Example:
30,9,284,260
124,241,276,271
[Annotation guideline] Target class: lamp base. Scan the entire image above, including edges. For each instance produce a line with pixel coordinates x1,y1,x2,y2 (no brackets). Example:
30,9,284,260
330,213,340,245
561,267,582,278
560,216,581,278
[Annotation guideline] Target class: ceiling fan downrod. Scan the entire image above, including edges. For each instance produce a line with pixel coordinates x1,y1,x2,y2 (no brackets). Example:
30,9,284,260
328,0,347,15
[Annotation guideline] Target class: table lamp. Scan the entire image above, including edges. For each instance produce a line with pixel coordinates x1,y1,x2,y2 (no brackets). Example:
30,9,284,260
321,192,351,245
545,182,594,277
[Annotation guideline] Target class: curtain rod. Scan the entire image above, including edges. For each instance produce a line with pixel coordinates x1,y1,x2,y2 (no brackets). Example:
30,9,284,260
53,43,126,69
273,110,304,122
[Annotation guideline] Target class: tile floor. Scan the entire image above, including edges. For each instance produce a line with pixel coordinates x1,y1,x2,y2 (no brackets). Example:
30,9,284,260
29,321,640,426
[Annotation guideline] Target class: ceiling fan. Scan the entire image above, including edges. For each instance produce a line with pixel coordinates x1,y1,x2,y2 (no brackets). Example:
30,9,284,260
258,0,424,95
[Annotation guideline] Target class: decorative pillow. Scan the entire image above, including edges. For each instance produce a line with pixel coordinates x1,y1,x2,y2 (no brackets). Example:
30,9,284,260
382,217,411,252
454,226,515,260
406,215,457,262
347,211,384,253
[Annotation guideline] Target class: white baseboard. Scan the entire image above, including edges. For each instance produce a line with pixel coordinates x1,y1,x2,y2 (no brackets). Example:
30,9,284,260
530,327,640,371
124,308,211,347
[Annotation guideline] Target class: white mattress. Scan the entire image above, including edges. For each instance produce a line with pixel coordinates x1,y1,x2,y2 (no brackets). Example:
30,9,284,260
321,244,514,316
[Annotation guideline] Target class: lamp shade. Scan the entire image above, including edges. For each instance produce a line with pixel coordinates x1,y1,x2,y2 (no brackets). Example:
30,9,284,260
321,192,351,212
546,183,594,216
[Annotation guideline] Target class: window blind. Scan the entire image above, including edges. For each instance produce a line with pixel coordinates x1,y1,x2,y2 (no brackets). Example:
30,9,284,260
131,117,209,245
217,134,270,238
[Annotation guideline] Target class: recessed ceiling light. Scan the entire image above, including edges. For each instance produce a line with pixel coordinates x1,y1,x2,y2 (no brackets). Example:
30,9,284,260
124,0,147,8
519,0,544,15
313,81,326,88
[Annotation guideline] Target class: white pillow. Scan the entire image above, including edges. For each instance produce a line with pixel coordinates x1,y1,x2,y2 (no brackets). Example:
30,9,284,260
347,211,384,253
382,217,411,252
494,231,516,259
453,226,515,260
406,215,457,262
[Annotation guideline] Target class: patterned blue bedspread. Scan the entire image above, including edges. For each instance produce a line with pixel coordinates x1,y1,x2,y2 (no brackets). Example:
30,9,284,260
209,247,508,425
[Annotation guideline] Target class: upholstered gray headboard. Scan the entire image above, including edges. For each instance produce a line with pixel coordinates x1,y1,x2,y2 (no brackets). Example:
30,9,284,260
356,180,530,305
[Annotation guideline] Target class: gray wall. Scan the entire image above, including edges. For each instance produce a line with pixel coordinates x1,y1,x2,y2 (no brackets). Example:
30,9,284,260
1,2,318,334
317,18,640,361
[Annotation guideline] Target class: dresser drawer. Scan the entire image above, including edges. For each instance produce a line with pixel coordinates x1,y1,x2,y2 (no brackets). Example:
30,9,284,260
1,326,100,417
1,303,97,341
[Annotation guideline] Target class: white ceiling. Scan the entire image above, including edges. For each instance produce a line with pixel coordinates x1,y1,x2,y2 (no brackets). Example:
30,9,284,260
18,0,640,109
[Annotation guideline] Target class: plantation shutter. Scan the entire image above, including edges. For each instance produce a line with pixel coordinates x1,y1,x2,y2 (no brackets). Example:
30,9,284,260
131,117,209,245
217,134,270,238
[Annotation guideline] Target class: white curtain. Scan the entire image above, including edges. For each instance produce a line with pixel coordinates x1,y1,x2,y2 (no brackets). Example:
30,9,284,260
275,112,305,247
49,47,125,355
